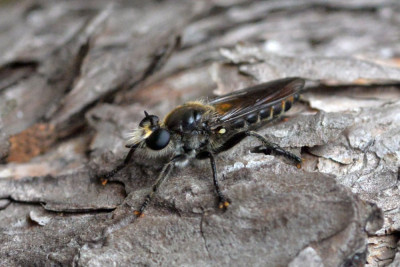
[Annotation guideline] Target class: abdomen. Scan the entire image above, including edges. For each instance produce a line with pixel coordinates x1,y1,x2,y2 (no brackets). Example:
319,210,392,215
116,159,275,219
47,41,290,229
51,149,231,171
226,93,300,131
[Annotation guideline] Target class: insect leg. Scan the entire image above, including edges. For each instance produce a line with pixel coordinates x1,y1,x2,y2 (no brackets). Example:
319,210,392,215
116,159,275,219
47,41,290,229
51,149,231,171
246,131,302,168
100,145,138,184
197,152,230,210
134,158,175,217
209,153,230,210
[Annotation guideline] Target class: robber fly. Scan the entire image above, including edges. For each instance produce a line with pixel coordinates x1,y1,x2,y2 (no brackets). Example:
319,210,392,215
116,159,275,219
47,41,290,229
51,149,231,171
102,77,305,217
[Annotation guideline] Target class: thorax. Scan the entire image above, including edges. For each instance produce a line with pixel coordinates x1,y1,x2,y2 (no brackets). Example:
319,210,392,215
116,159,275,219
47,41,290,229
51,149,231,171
164,103,211,152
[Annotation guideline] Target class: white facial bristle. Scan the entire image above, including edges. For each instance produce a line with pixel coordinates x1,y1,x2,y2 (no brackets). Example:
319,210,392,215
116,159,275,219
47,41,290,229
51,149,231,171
124,128,143,147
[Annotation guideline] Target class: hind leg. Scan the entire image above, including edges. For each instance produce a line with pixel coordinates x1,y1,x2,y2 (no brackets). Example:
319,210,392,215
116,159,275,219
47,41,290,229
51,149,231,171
247,131,302,168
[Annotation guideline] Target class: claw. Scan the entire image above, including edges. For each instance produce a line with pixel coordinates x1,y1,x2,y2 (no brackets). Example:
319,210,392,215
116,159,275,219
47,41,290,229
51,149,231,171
296,159,304,169
134,210,144,218
218,200,230,210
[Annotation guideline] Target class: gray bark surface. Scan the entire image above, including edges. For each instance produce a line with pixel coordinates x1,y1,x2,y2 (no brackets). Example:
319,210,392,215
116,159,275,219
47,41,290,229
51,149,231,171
0,0,399,266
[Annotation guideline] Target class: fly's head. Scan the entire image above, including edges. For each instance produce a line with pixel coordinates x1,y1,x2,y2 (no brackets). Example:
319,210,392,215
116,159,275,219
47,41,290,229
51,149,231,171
126,111,171,151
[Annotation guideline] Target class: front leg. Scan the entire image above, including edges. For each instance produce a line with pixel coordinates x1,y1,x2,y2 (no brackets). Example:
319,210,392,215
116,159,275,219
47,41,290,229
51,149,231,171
197,152,230,210
99,145,138,185
246,131,302,168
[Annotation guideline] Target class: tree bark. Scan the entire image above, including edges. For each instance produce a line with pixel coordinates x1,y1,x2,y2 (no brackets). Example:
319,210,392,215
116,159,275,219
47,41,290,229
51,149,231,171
1,0,399,266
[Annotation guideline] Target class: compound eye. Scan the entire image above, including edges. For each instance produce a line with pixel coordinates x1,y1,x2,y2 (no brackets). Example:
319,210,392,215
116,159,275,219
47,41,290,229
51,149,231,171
146,128,170,150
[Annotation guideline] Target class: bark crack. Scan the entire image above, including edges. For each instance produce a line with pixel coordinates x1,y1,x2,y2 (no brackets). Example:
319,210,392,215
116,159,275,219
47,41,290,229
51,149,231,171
200,213,212,260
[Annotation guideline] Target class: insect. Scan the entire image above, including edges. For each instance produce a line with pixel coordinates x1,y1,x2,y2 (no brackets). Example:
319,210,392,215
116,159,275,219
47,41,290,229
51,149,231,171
101,77,305,217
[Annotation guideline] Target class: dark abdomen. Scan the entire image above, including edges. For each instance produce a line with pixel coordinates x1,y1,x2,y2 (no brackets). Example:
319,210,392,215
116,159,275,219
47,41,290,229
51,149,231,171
230,93,300,131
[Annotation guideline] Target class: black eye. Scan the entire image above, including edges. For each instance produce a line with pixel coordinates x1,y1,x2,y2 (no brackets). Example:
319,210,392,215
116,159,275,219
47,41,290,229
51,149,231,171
146,129,170,150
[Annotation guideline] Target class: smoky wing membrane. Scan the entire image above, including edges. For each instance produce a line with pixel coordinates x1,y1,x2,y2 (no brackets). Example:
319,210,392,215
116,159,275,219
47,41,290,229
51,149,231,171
208,77,305,127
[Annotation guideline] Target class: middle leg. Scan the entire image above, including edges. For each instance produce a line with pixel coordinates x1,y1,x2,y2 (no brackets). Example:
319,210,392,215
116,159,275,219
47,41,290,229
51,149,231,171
198,152,230,210
134,159,175,217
